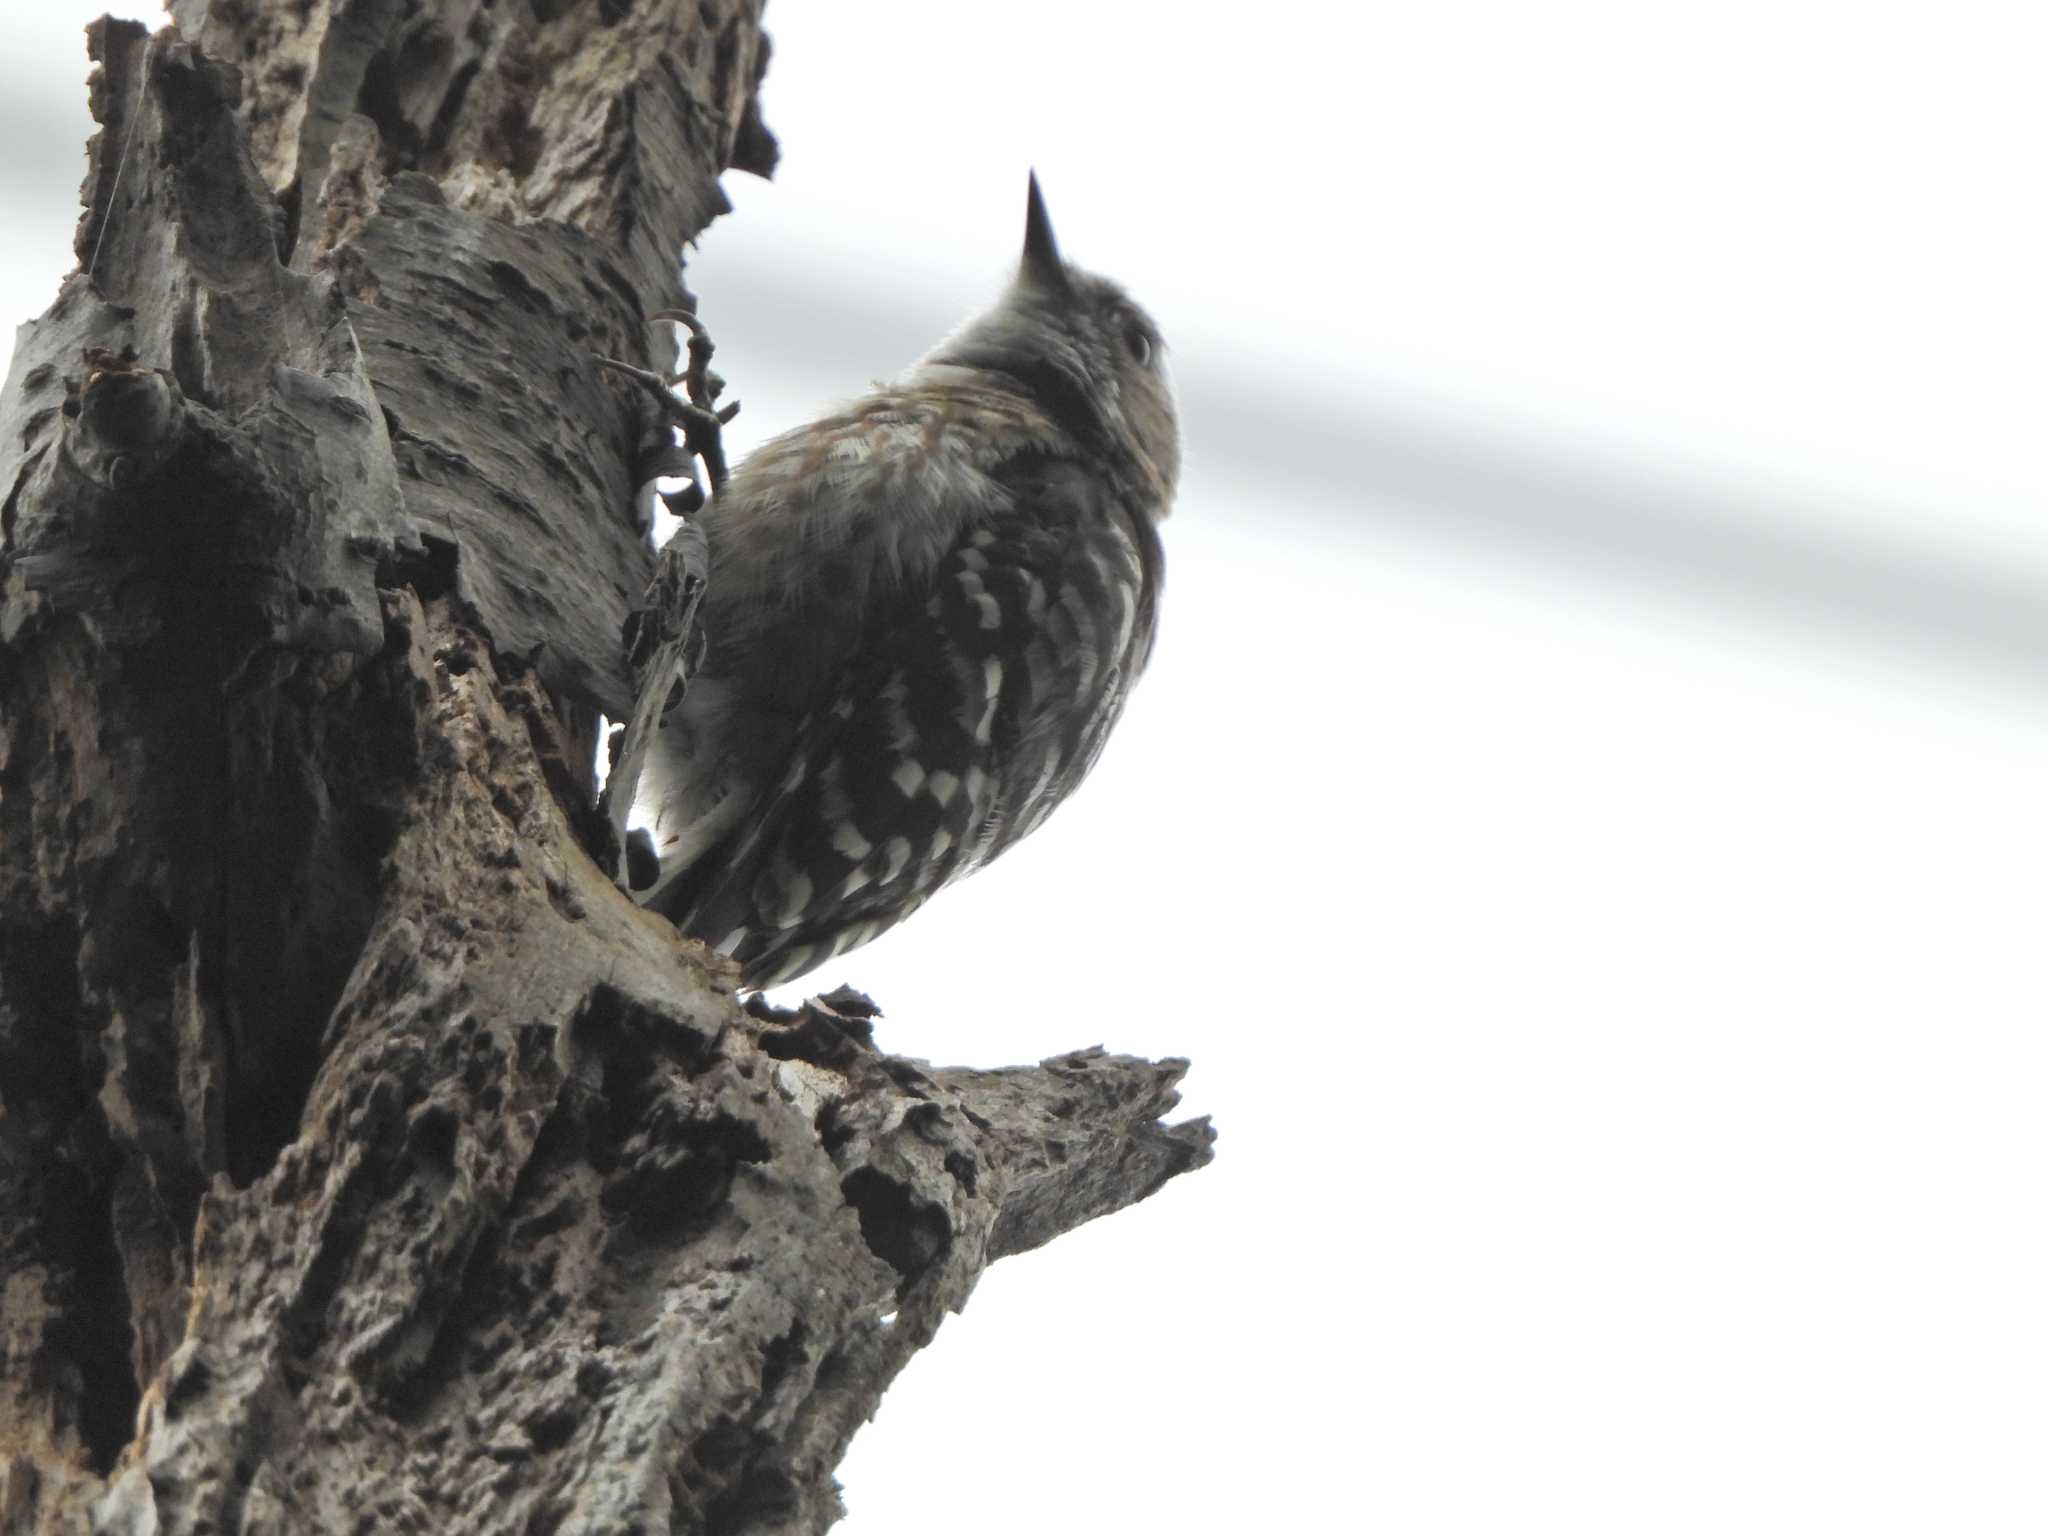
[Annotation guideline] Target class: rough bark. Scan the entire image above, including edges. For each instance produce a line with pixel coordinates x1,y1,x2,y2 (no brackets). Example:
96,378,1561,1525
0,4,1211,1532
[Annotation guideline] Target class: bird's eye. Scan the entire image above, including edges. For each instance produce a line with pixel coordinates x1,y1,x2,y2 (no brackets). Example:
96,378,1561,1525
1122,324,1152,366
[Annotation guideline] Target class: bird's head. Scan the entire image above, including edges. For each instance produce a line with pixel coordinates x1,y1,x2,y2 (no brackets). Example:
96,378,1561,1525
928,174,1180,511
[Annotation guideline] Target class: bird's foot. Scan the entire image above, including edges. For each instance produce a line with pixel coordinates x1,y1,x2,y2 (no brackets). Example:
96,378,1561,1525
594,305,741,512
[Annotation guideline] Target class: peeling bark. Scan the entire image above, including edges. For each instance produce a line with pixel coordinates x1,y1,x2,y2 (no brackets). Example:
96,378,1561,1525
0,4,1210,1532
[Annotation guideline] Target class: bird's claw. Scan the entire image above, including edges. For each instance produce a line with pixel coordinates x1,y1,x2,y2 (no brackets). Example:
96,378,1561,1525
593,352,736,499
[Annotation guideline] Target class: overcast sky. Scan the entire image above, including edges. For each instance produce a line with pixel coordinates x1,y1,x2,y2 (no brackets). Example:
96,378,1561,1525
8,5,2048,1533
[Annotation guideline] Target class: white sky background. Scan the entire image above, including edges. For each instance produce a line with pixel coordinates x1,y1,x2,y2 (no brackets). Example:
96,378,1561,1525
8,4,2048,1532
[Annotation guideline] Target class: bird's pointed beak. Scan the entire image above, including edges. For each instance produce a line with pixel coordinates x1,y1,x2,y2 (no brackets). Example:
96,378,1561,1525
1020,171,1069,293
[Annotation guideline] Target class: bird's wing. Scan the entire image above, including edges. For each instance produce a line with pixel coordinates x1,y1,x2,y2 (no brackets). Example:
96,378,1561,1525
628,378,1066,900
691,375,1069,683
666,453,1163,989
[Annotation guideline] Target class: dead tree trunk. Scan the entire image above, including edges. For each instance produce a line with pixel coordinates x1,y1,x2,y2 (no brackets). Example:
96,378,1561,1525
0,5,1211,1531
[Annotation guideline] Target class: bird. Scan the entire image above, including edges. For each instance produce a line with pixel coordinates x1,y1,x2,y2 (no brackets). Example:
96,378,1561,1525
625,174,1179,988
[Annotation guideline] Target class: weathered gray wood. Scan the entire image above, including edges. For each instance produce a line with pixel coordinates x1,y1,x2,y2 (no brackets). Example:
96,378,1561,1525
0,6,1210,1531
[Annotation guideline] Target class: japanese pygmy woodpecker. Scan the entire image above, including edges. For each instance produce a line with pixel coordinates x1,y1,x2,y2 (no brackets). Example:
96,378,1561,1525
630,175,1178,987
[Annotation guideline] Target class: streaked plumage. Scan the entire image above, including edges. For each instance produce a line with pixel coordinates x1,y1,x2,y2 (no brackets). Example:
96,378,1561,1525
631,177,1177,987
